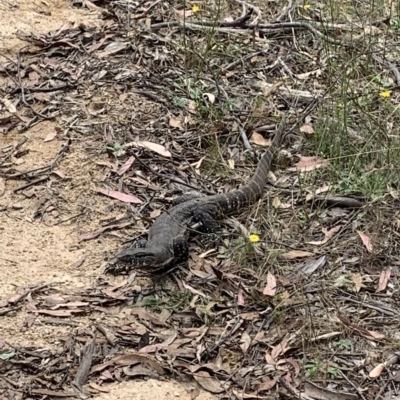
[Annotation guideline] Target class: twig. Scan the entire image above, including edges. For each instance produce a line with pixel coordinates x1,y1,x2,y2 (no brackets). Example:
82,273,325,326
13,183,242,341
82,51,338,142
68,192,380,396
223,51,263,71
237,125,252,150
50,138,71,169
11,82,76,95
255,21,344,45
0,136,28,166
276,0,293,22
254,124,276,132
52,212,85,226
344,297,398,317
279,377,313,399
41,318,80,326
339,372,368,400
152,9,253,29
2,165,51,179
152,18,347,46
134,154,216,195
16,54,59,121
200,318,243,360
13,175,49,192
375,380,390,400
231,0,261,24
5,281,63,306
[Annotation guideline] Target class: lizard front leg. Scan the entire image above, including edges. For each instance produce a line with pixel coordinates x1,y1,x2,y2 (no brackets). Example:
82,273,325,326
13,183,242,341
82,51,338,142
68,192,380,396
172,235,189,261
134,239,148,248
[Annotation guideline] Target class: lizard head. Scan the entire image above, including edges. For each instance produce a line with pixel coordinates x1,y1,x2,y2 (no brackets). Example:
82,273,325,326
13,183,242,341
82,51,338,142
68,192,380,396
116,246,174,269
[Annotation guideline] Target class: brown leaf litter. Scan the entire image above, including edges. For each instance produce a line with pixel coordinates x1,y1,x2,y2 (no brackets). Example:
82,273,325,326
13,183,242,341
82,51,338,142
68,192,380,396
1,0,400,399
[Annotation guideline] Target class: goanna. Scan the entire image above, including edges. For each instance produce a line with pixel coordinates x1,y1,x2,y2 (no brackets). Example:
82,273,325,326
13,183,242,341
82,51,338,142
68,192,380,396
113,116,287,271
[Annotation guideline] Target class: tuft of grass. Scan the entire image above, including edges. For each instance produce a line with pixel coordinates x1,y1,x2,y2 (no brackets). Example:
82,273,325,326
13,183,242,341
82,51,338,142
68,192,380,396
142,291,194,312
309,2,400,199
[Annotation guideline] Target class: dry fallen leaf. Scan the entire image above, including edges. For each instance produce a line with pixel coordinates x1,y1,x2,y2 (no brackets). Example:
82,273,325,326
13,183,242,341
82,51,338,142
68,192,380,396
288,155,329,172
174,8,193,17
237,288,245,305
188,100,197,114
337,314,386,341
257,376,279,392
1,97,16,113
96,160,117,171
97,41,130,57
369,363,385,378
149,209,162,219
272,196,291,209
240,331,252,353
265,352,275,365
141,141,172,157
249,131,271,147
281,250,314,260
44,132,57,142
299,124,314,135
307,226,341,245
192,370,224,393
304,381,358,400
96,188,143,203
299,255,327,275
169,117,184,130
376,267,391,293
33,92,51,102
85,0,103,11
117,156,135,176
315,184,331,194
127,140,172,158
357,230,373,252
271,334,290,360
352,273,362,293
263,272,277,296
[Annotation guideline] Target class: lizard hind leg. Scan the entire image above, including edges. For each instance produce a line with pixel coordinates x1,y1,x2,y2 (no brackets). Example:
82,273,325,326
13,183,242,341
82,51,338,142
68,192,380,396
191,210,221,249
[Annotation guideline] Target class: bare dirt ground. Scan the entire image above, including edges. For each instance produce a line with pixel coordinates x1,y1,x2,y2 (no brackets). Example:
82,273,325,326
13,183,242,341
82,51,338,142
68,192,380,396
1,0,400,399
0,1,216,399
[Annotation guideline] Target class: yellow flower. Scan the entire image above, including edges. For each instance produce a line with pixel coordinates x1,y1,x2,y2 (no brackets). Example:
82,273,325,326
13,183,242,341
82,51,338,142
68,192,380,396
304,4,311,10
249,234,260,243
380,90,391,98
192,4,200,12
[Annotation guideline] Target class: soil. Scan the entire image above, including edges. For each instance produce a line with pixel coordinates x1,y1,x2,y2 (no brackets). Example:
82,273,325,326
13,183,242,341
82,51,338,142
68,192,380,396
0,1,217,399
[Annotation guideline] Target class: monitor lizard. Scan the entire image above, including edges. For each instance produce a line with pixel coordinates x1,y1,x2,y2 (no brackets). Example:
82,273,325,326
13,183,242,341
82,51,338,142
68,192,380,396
111,115,287,271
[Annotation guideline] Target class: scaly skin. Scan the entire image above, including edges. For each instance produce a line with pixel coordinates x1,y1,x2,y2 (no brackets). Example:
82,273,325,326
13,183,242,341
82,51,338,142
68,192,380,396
113,116,286,271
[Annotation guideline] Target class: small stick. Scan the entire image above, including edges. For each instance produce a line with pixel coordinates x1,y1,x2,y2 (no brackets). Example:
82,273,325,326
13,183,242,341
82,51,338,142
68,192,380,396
238,125,252,150
2,165,51,179
13,175,49,192
134,154,216,195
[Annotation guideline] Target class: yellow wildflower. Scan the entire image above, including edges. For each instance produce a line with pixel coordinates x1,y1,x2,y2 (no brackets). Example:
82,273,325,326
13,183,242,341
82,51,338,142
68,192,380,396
304,4,311,10
249,234,260,243
192,4,200,12
380,90,391,98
